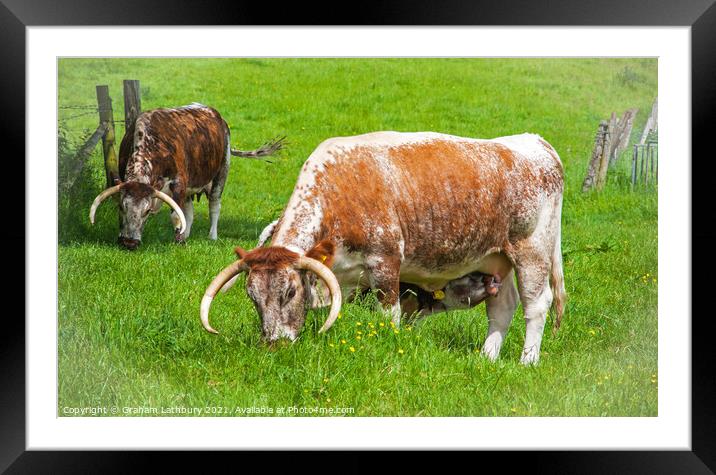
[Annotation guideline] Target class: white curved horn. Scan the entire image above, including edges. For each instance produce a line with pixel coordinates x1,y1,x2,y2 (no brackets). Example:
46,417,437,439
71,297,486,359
294,256,342,333
200,260,247,334
153,190,187,235
220,274,240,294
89,184,122,225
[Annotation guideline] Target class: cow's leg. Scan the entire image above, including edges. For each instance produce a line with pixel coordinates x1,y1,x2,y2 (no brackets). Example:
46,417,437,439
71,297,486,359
208,198,221,240
207,136,231,240
509,242,554,365
481,269,519,361
177,198,194,239
366,255,402,327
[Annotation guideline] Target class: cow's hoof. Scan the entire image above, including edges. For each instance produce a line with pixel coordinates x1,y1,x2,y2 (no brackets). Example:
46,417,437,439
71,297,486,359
174,233,187,244
520,349,540,366
481,346,500,362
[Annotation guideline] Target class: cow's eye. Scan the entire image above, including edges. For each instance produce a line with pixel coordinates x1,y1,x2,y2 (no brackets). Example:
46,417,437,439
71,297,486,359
283,285,296,305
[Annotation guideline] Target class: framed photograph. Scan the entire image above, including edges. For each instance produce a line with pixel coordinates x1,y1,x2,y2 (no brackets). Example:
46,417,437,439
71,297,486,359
6,0,714,471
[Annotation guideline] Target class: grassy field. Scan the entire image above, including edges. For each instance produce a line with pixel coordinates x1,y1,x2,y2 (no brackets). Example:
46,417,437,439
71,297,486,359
57,58,658,416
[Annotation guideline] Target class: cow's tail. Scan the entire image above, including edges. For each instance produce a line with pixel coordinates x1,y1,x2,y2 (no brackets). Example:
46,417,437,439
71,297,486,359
230,136,286,162
550,198,567,335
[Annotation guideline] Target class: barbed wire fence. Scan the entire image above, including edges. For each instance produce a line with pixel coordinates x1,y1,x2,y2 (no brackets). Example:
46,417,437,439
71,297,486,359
59,80,142,192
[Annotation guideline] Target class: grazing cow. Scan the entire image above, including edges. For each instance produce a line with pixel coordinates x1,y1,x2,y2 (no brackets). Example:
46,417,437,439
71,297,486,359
201,131,566,364
89,103,281,249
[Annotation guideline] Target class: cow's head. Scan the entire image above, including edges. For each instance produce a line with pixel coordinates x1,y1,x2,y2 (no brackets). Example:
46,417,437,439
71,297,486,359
200,241,342,342
89,180,187,250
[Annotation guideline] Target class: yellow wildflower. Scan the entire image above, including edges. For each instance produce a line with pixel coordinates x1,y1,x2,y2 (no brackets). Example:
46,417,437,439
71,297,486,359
349,346,356,352
398,349,404,354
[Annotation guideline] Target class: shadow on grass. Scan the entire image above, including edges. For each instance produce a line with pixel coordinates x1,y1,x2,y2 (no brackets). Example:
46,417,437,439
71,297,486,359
423,310,486,354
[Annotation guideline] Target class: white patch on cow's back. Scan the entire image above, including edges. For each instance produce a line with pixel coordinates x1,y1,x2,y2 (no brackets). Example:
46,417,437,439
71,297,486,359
182,102,207,110
492,133,561,167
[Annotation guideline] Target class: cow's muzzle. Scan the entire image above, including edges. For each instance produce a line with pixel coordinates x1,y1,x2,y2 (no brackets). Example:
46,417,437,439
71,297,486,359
118,236,141,250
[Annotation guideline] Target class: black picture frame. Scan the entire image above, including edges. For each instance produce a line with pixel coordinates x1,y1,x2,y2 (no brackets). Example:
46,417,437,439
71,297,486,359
4,0,713,472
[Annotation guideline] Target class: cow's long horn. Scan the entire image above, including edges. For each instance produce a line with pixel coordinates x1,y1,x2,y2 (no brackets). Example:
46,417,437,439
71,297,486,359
294,256,342,333
153,190,187,235
200,260,247,334
220,274,239,294
89,184,123,224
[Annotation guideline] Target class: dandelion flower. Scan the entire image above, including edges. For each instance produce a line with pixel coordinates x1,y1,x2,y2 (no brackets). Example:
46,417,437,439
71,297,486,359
356,336,362,340
349,346,356,352
323,378,329,383
379,322,385,327
356,322,362,326
341,339,347,344
398,349,404,354
394,329,399,334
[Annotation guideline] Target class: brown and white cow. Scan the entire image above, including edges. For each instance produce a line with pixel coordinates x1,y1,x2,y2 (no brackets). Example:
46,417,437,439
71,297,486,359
201,131,566,364
89,103,280,249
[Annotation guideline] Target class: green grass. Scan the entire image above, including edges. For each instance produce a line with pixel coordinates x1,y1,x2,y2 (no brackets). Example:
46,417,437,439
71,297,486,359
57,58,658,416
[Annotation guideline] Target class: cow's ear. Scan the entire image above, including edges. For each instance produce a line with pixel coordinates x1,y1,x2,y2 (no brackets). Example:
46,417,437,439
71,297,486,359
306,240,335,268
234,246,249,259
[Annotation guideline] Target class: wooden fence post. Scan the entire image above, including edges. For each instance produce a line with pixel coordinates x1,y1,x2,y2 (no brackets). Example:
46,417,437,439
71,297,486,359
639,97,658,145
608,108,638,167
123,79,142,131
582,121,609,192
595,115,614,190
96,85,118,187
631,144,638,189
